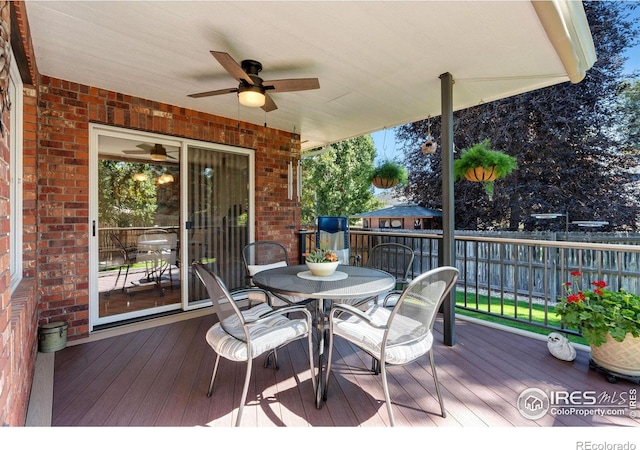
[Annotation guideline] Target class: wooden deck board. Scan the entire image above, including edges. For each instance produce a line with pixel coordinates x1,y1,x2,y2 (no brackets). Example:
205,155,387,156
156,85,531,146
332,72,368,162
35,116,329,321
51,313,640,427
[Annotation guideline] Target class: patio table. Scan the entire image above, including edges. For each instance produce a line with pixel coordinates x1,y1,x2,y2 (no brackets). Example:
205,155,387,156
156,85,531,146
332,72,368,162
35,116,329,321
252,264,395,409
134,236,174,293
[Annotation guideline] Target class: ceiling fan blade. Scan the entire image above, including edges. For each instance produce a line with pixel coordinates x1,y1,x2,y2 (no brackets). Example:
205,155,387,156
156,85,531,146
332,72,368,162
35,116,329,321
210,51,253,84
123,149,148,155
265,78,320,93
262,94,278,112
187,87,239,98
166,154,177,160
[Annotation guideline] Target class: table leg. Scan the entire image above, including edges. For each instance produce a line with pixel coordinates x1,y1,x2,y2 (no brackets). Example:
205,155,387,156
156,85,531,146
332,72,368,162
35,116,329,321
314,298,329,409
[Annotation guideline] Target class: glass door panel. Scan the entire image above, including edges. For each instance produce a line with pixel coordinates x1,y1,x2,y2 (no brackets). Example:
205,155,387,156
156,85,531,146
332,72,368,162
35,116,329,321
95,133,181,324
187,146,250,307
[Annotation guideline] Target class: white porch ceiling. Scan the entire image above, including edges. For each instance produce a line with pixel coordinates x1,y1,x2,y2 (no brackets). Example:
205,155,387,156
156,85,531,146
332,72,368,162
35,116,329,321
23,1,596,151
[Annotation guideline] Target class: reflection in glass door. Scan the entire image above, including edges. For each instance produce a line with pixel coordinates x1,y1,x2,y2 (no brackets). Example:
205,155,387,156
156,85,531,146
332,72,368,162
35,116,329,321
94,131,182,326
186,145,251,307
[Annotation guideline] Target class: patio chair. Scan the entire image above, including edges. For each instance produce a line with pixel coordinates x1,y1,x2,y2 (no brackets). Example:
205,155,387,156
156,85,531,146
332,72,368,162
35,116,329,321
242,241,310,306
368,242,415,306
316,216,357,265
323,266,459,426
242,241,289,285
107,232,137,295
192,262,315,427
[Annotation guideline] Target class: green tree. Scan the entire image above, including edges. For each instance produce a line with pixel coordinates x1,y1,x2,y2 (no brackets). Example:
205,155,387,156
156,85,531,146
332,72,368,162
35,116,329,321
397,1,640,231
620,79,640,151
301,135,384,226
99,160,158,227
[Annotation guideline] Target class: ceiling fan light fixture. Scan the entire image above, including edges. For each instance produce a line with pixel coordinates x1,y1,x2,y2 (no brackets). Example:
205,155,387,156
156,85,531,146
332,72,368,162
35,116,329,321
238,85,265,107
158,173,174,184
150,153,167,162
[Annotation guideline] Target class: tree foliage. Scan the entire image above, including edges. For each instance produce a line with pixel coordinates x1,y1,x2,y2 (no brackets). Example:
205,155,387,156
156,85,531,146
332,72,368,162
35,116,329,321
301,135,384,226
620,79,640,151
99,160,158,227
397,1,640,231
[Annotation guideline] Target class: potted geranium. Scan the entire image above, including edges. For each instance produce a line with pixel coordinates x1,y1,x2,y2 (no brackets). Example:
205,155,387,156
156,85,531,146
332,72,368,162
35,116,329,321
555,271,640,377
370,160,408,189
304,248,340,277
453,139,517,199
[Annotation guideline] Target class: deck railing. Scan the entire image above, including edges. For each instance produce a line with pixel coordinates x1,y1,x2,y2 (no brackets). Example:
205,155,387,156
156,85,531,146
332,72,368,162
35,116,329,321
299,228,640,339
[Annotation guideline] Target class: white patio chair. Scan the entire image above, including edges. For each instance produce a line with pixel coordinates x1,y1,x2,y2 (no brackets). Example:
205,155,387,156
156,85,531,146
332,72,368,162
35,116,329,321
192,262,316,427
323,266,459,426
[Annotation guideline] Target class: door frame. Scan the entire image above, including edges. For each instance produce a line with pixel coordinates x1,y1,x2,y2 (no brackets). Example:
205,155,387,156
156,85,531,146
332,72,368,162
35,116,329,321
88,124,255,331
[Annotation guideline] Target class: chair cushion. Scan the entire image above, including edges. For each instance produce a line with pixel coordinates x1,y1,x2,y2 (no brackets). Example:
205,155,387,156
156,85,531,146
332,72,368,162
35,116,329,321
247,260,287,276
206,303,309,362
333,305,433,365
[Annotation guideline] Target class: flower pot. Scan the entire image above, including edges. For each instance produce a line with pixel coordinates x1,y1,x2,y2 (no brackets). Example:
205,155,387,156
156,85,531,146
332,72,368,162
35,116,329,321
464,166,497,182
590,333,640,377
305,260,339,277
372,176,398,189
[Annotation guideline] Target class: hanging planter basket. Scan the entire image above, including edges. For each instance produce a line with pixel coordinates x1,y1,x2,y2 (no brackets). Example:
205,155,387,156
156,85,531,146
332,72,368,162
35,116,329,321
370,161,407,189
464,166,498,182
453,139,518,198
372,176,399,189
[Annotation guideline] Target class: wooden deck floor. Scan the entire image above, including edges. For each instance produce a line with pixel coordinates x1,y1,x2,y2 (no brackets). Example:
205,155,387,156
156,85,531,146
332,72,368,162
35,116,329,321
51,312,639,428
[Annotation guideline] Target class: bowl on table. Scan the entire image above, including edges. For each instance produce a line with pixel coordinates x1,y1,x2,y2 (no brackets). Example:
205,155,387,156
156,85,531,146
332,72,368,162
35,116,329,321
305,260,340,277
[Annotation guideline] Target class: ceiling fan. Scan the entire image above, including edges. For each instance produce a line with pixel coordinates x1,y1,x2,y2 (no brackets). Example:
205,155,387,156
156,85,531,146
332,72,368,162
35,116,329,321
188,51,320,112
122,143,177,161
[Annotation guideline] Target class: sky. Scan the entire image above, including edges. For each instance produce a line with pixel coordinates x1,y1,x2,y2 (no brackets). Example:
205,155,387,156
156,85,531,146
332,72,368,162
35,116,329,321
371,5,640,163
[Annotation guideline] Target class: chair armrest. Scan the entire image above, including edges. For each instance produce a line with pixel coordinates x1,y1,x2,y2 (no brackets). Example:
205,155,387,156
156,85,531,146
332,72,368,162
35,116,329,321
231,287,271,307
330,303,388,329
246,304,313,325
382,290,403,307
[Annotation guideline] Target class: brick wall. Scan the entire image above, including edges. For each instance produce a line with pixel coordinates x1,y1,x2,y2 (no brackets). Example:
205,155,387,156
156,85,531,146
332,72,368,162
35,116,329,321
0,0,300,425
37,76,301,340
0,1,40,427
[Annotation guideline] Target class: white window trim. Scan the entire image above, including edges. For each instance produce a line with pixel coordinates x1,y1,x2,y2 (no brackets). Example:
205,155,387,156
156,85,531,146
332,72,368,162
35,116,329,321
9,49,23,292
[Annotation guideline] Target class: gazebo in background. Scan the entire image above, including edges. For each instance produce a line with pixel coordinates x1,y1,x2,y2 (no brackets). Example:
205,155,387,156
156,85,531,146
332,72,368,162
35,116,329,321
351,203,442,231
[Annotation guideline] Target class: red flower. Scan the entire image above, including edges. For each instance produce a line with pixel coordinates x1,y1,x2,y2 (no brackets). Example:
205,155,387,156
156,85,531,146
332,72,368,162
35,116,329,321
566,281,572,287
592,280,607,289
570,271,582,277
567,294,582,303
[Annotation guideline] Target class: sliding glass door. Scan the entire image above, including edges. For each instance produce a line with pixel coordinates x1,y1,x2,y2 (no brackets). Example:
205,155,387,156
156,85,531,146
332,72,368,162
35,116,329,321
90,125,253,329
186,145,252,307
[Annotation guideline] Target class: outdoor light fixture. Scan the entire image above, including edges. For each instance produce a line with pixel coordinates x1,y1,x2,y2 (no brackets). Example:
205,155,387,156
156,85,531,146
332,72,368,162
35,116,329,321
531,212,608,237
531,212,569,236
572,220,609,228
238,85,265,107
133,173,148,182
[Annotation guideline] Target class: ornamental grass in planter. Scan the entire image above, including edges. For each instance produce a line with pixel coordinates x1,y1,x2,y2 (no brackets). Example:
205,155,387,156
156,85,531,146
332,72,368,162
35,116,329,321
453,139,517,198
370,160,408,189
